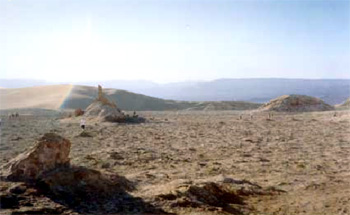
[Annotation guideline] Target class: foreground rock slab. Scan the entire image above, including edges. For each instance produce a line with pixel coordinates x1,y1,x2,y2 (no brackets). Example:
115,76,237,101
1,133,71,181
0,133,169,214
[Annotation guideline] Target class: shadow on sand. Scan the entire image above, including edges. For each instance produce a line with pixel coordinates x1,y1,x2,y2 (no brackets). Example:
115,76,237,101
3,165,172,215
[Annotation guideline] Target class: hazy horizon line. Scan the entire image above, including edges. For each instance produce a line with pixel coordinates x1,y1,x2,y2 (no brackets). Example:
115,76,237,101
1,77,350,85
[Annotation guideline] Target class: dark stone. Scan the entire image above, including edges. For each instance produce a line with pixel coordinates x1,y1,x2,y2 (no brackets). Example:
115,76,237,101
9,185,27,195
0,194,21,209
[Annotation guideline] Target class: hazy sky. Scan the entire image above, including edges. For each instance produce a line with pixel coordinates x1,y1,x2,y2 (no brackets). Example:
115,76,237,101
1,0,349,83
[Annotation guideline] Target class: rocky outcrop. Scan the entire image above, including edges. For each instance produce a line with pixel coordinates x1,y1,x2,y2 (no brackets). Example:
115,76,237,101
40,166,135,196
259,94,334,112
84,101,125,122
1,133,71,181
154,176,285,213
97,85,117,108
84,85,126,122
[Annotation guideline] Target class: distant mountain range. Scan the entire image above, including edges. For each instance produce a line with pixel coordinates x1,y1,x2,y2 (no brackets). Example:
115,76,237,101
0,85,260,111
1,78,349,105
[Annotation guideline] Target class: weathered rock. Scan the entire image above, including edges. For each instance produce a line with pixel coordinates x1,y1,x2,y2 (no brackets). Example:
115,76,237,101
154,176,285,213
156,180,244,208
34,166,156,214
1,133,71,181
84,85,147,123
97,85,117,108
78,130,94,137
84,101,125,122
259,94,335,112
84,85,125,122
9,184,27,194
0,193,22,209
39,167,127,197
74,108,84,117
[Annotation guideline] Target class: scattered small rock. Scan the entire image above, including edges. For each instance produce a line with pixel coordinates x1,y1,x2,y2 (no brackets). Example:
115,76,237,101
9,184,27,194
109,152,124,160
11,137,22,141
0,193,22,209
78,131,93,137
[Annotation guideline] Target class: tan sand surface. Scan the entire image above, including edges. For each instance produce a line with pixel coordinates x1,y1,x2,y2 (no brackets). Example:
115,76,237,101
0,85,74,110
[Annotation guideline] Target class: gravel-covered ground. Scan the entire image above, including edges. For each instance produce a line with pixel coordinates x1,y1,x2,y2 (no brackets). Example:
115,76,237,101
1,110,349,215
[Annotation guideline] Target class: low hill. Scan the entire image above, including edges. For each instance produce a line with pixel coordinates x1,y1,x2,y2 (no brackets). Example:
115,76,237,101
335,98,350,110
0,85,260,111
259,94,334,112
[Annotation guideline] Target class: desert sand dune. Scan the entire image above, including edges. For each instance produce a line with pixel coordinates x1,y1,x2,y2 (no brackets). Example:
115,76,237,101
0,85,74,110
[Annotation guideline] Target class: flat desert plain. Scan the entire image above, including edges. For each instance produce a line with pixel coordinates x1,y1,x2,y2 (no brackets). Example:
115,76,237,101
1,110,349,215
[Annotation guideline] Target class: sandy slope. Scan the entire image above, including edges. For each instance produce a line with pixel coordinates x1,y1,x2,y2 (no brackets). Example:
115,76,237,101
0,85,74,110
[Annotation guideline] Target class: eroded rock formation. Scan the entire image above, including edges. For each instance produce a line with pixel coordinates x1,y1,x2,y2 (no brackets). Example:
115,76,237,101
1,133,71,181
97,85,117,108
84,85,126,122
153,176,285,213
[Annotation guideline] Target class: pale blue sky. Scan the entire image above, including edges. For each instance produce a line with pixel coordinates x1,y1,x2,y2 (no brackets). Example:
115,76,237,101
0,0,349,83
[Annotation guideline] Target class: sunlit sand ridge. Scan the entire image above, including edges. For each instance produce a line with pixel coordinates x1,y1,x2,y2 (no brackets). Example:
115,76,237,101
0,85,74,110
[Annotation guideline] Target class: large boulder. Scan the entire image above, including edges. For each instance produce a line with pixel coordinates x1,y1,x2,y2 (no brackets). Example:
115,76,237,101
259,94,335,112
1,133,71,181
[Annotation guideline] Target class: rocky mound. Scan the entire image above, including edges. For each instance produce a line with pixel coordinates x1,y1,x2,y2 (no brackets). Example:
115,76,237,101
259,94,334,112
85,100,126,122
84,85,126,122
151,176,285,214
